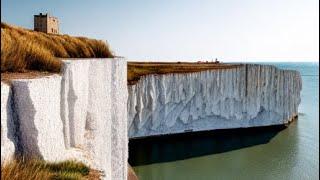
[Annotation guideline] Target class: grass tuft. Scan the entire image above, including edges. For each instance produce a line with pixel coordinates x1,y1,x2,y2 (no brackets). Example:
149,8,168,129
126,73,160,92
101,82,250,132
1,158,95,180
43,160,90,176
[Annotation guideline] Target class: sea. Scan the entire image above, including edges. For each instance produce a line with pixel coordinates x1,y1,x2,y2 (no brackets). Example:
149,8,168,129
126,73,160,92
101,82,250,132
129,62,319,180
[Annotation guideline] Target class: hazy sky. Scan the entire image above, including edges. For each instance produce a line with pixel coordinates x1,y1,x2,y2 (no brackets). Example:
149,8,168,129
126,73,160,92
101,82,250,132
1,0,319,62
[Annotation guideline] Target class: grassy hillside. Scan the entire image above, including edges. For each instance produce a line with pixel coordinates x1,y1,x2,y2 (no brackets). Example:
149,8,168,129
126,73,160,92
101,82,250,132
1,22,114,73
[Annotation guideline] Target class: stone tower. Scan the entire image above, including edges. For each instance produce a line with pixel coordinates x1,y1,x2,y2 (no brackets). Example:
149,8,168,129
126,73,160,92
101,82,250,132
34,13,59,34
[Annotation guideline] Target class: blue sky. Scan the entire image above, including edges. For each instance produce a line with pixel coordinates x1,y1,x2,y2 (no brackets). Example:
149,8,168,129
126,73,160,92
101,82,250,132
1,0,319,62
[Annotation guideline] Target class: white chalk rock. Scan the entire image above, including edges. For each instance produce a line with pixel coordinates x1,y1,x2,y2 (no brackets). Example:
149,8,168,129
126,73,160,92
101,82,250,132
1,58,128,180
61,58,128,180
84,59,113,180
128,64,302,138
110,59,128,180
1,82,16,164
61,60,90,148
11,75,67,161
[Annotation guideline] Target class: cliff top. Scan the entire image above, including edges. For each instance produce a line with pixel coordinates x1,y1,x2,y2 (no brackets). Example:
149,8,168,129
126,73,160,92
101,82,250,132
1,22,114,73
1,71,55,84
127,62,242,85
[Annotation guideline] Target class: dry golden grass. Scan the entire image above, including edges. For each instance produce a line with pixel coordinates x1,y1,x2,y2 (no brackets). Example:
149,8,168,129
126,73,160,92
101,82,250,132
1,22,114,73
127,62,242,85
1,158,101,180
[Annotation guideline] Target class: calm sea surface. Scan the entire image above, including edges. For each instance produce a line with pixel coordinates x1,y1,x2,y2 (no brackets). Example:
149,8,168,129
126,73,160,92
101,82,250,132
129,62,319,180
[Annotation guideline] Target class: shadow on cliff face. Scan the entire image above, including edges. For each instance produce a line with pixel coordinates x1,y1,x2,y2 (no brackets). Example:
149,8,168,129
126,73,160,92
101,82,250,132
6,87,21,156
128,125,286,166
12,86,42,159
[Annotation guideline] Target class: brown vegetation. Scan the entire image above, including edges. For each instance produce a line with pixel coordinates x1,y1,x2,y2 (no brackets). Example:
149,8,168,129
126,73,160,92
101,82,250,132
1,158,138,180
1,158,102,180
1,22,114,73
127,62,241,85
1,71,55,84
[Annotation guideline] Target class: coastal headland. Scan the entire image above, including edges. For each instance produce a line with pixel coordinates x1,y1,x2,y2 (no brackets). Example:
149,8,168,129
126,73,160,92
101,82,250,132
1,23,302,180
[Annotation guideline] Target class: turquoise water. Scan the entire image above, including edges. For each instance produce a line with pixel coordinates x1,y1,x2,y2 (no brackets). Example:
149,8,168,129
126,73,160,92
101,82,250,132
129,62,319,180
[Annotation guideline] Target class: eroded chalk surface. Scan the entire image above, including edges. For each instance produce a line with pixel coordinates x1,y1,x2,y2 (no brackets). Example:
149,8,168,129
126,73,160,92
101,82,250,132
128,64,302,138
1,58,128,180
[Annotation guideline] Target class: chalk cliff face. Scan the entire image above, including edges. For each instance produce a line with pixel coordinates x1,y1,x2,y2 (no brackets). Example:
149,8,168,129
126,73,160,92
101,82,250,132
128,64,302,138
61,59,128,180
1,58,128,180
1,82,16,164
1,61,302,179
12,75,74,161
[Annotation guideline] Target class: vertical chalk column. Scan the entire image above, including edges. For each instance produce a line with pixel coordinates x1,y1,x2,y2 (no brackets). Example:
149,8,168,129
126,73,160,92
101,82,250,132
61,61,90,148
60,64,71,148
1,82,16,164
62,58,128,179
86,60,113,180
111,58,128,180
11,76,66,161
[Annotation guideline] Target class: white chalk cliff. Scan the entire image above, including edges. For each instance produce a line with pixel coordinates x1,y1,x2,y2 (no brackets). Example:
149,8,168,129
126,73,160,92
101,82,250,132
1,58,128,180
128,64,302,138
1,61,302,179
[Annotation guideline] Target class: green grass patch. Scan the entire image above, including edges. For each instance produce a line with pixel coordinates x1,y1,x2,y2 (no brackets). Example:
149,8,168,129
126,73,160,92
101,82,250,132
1,158,93,180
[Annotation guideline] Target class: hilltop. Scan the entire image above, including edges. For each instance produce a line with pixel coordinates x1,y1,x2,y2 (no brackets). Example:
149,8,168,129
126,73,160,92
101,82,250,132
1,22,114,73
